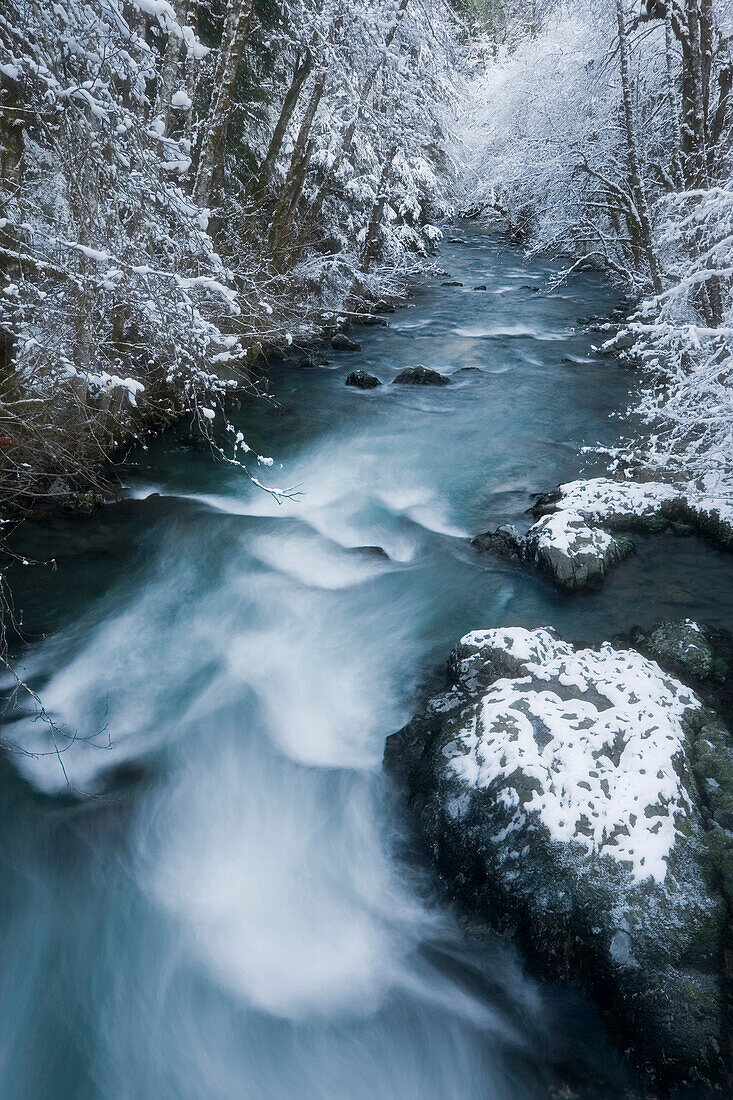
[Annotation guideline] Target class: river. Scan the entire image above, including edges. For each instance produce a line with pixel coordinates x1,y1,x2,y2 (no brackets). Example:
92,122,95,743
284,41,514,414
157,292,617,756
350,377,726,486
3,223,732,1098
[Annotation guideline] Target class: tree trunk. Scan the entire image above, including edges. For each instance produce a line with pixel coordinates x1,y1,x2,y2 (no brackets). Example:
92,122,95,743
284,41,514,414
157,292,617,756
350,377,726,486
664,7,685,187
154,22,182,131
252,49,313,204
267,72,326,257
153,0,200,136
709,63,732,171
286,0,409,267
682,0,708,185
360,144,397,274
193,0,253,208
181,0,200,139
615,0,662,292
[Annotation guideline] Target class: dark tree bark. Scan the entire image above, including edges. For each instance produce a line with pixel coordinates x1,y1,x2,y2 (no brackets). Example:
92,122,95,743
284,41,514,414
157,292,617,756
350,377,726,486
615,0,662,292
360,144,397,274
285,0,410,268
267,72,326,259
252,49,313,204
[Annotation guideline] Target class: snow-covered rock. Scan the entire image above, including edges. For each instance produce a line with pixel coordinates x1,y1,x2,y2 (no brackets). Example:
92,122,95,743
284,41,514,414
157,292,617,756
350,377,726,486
472,511,633,589
523,510,633,589
475,476,733,592
385,625,733,1084
533,476,733,549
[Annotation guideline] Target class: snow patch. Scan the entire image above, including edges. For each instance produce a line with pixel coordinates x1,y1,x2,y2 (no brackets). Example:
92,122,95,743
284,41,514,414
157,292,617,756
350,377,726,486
555,476,733,530
170,88,192,110
445,628,700,884
530,508,615,557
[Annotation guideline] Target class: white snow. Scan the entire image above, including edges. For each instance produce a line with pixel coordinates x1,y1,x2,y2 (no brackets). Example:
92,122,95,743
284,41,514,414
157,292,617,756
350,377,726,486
445,628,700,884
64,366,145,405
529,508,615,557
170,88,192,110
546,476,733,536
556,478,681,520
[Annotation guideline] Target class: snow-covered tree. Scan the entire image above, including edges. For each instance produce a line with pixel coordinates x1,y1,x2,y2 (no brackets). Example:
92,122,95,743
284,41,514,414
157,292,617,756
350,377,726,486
455,0,733,489
0,0,461,516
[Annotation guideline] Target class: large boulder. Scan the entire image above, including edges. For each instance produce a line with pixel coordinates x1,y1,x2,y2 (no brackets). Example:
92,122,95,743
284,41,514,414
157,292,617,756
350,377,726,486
474,476,733,592
385,626,733,1086
532,476,733,551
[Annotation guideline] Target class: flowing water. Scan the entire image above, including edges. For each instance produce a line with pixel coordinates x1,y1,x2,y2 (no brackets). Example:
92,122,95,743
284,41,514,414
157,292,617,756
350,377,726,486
3,223,733,1099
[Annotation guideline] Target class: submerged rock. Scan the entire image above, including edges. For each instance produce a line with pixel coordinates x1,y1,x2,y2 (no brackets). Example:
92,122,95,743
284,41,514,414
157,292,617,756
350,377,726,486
385,626,733,1085
345,370,381,389
351,545,390,559
393,366,450,386
331,333,361,352
441,280,464,287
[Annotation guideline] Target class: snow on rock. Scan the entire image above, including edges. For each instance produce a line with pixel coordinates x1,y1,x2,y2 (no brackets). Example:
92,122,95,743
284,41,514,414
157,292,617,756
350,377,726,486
385,625,733,1081
472,509,633,590
444,627,697,883
475,475,733,593
536,476,733,546
551,477,680,520
523,509,633,590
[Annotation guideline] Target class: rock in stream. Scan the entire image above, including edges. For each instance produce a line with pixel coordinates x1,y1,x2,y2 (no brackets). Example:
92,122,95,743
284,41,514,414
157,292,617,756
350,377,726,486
385,624,733,1086
346,370,382,389
393,366,450,386
474,476,733,592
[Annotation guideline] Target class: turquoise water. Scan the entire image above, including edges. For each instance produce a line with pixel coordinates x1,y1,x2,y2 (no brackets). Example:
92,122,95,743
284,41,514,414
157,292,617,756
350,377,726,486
2,224,730,1098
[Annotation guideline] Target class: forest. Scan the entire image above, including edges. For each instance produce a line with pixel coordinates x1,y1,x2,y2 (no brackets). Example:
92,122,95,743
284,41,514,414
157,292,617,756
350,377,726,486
1,0,731,509
1,2,733,1098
